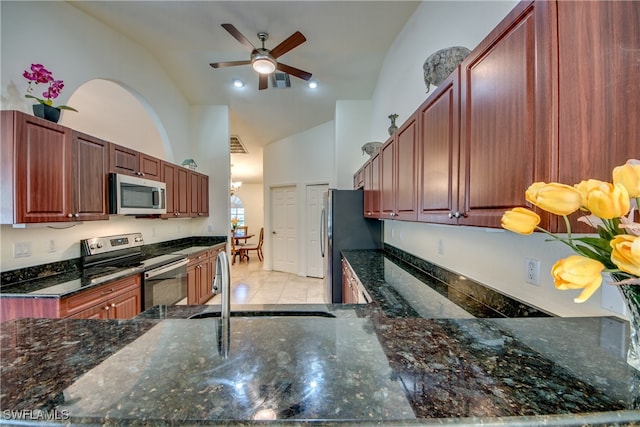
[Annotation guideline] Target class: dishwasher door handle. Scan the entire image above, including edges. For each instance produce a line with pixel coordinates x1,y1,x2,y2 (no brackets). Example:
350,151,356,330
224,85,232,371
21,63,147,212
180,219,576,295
144,258,189,279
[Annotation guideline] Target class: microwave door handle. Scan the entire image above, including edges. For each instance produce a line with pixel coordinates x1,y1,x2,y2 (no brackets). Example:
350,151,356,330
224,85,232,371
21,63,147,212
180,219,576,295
152,188,160,207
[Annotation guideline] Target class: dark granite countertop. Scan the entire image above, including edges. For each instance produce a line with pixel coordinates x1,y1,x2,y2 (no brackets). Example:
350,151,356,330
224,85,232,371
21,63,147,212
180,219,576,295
1,247,639,425
1,312,639,425
0,238,226,298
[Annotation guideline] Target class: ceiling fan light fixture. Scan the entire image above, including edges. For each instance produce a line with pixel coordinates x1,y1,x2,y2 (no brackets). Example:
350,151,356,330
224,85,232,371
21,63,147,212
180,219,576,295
232,79,245,88
308,80,318,89
251,52,277,74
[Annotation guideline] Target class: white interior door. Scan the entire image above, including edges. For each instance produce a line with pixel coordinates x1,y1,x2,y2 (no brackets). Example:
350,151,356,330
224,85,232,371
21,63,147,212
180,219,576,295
271,186,298,274
306,184,328,278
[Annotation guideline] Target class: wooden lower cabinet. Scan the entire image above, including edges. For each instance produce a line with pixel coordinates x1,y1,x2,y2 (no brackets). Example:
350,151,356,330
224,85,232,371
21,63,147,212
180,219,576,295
341,259,361,304
0,274,142,321
187,244,225,304
62,275,142,319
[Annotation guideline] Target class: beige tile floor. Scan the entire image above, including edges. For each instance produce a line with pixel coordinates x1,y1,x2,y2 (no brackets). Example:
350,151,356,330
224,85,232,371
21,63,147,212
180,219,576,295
205,259,327,305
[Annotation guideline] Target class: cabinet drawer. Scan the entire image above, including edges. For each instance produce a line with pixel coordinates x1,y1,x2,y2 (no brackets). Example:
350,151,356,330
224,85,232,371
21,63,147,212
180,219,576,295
61,274,141,317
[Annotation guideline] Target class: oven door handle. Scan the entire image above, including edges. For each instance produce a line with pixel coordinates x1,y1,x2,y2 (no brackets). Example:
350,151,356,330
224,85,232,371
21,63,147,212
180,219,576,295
144,258,188,279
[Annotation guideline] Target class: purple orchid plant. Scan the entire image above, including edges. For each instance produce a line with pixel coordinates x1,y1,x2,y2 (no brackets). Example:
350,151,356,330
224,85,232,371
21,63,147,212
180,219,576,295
23,64,78,111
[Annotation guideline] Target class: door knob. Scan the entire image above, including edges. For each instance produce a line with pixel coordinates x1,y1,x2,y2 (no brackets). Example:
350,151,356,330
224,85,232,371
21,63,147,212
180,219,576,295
272,231,277,234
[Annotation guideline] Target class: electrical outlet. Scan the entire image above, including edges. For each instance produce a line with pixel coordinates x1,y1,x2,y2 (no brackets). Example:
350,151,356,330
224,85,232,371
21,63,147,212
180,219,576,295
438,239,445,255
48,239,56,253
207,225,213,232
525,258,540,286
13,242,31,258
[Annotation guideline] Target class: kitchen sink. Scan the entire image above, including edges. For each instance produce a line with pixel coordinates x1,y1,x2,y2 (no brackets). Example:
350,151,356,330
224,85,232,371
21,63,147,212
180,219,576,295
188,310,336,319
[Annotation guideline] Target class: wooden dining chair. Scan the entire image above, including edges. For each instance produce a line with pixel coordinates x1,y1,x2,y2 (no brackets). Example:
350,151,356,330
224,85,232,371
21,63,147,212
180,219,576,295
230,234,247,264
243,227,264,262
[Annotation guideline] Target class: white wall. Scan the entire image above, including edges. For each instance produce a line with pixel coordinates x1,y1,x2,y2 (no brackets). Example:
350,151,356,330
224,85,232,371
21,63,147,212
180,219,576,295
263,121,334,272
335,100,373,189
368,1,626,318
0,2,230,272
231,183,264,241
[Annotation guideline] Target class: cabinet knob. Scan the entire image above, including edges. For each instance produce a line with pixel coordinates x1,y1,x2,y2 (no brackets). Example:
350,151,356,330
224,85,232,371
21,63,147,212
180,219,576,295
74,213,79,218
453,211,461,218
111,303,116,308
104,306,110,311
67,213,73,218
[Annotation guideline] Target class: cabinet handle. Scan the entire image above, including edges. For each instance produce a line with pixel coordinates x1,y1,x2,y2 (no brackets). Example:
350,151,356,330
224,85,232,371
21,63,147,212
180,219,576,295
101,288,115,295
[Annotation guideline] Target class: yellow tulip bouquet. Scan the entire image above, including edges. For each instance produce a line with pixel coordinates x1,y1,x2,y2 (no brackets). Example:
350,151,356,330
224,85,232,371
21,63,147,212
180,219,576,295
502,160,640,370
501,160,640,303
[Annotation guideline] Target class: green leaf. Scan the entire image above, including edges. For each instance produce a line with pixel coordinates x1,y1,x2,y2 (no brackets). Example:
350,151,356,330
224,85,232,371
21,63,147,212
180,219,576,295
574,236,612,253
57,105,78,112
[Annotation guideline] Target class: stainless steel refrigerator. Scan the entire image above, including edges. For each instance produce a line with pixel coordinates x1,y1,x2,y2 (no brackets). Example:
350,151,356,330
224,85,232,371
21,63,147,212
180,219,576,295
321,189,382,303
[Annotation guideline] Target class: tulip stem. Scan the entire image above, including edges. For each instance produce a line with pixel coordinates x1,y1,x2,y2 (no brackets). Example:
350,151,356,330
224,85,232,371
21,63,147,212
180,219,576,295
535,225,581,252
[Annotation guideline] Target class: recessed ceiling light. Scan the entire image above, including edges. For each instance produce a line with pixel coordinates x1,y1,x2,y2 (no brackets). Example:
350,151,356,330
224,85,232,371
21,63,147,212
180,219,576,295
308,80,318,89
232,79,244,88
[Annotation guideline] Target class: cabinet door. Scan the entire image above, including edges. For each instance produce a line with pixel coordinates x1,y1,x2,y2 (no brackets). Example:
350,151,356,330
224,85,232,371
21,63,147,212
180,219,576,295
458,0,555,228
67,303,110,319
379,139,395,219
186,263,199,305
556,1,640,231
139,153,162,181
161,162,177,218
189,171,200,217
175,166,190,217
14,114,73,223
394,114,419,221
370,154,381,218
109,287,142,319
72,132,109,221
418,70,460,224
197,261,211,304
110,143,139,176
199,174,209,217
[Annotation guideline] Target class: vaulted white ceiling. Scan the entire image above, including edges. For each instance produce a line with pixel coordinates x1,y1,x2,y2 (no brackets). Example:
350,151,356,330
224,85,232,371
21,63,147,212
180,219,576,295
69,1,419,183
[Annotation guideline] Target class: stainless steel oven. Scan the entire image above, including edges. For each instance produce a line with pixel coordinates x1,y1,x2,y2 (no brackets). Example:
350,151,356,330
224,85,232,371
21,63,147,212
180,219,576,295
81,233,188,312
143,256,189,310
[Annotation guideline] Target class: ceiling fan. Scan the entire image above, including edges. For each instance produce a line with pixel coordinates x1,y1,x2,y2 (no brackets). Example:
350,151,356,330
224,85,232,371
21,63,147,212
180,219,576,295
210,23,312,90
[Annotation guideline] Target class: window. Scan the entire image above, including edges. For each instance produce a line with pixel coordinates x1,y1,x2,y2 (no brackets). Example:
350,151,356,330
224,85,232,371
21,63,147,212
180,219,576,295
230,195,245,226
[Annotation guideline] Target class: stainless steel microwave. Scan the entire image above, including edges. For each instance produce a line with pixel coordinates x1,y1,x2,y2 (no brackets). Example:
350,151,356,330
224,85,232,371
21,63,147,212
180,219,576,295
109,173,167,215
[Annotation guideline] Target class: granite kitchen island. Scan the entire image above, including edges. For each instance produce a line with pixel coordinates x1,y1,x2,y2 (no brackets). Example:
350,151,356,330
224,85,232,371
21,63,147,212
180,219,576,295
1,248,639,425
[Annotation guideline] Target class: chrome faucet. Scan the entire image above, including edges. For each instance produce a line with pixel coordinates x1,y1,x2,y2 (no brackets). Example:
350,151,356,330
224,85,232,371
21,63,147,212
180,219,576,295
213,250,231,358
213,250,231,321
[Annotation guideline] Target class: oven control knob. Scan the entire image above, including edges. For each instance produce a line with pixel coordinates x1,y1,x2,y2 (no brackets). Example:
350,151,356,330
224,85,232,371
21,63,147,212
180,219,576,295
134,236,143,243
89,244,97,250
96,242,103,248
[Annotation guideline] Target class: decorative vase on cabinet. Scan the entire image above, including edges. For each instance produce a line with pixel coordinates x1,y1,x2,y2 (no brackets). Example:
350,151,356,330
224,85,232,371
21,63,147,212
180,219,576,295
32,104,61,123
388,114,398,136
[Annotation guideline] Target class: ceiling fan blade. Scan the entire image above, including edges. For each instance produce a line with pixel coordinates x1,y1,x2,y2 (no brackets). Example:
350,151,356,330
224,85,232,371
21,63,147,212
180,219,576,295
210,60,251,69
258,74,268,90
276,63,312,81
221,23,256,51
269,31,306,59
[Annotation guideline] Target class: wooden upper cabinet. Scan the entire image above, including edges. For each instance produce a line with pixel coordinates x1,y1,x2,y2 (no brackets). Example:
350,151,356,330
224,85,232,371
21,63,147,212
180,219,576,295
110,143,162,181
394,113,419,221
458,0,555,228
0,111,108,224
9,113,73,223
418,69,460,225
363,154,381,218
379,138,395,219
161,161,190,218
110,143,139,176
555,0,640,231
189,170,210,217
198,173,209,217
72,132,109,221
139,152,163,181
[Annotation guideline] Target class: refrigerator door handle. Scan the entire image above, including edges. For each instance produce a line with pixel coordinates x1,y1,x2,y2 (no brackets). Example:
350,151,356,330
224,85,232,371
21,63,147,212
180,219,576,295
320,207,325,257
